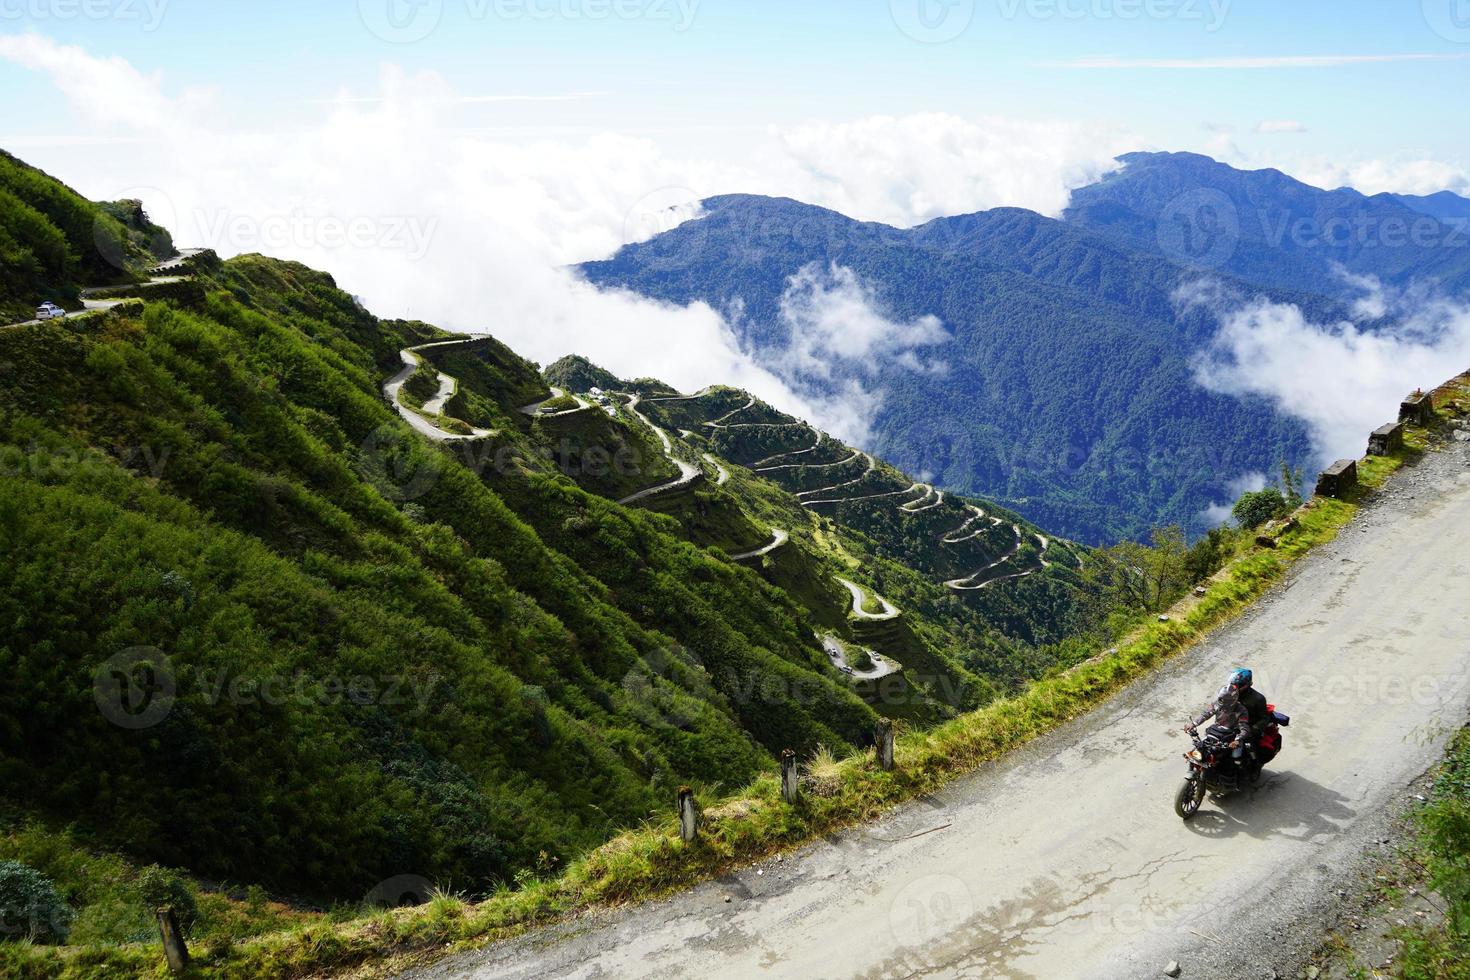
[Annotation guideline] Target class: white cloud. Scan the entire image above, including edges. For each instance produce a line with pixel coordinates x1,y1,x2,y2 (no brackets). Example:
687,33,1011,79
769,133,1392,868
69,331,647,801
758,264,950,444
1289,157,1470,197
1189,285,1470,465
775,263,949,379
763,113,1130,223
1255,120,1306,134
0,32,211,131
2,34,1131,445
1333,267,1389,320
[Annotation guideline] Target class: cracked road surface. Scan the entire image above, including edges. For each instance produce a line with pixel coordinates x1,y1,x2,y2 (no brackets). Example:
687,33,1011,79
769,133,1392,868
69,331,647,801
404,441,1470,980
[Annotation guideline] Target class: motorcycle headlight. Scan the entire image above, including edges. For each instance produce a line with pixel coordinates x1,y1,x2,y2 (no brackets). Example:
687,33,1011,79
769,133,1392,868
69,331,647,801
1188,750,1202,761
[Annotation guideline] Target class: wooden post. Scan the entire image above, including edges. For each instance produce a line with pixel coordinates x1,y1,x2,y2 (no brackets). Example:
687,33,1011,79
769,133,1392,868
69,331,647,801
677,786,699,842
875,718,895,771
156,906,189,974
780,749,799,803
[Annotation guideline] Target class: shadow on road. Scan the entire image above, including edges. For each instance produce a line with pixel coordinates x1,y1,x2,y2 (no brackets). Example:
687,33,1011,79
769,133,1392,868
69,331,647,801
1181,770,1356,842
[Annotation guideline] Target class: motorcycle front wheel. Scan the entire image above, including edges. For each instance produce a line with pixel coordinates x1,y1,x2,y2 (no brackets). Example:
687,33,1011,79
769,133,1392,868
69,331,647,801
1174,775,1206,820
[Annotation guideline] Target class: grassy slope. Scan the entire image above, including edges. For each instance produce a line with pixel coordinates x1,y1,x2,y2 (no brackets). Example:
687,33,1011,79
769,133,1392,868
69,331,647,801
1,256,888,911
0,150,170,321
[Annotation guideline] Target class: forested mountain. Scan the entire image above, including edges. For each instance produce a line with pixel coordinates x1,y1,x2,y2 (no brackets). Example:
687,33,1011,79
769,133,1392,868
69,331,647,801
580,192,1314,543
1064,151,1470,298
1387,189,1470,229
0,152,1127,913
580,153,1470,543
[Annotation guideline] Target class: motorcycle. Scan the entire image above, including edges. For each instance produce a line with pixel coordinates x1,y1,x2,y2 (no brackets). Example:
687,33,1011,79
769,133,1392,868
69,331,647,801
1173,705,1290,820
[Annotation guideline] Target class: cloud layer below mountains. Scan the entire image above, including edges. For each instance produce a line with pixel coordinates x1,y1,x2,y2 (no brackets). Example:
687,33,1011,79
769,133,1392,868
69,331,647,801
1188,277,1470,467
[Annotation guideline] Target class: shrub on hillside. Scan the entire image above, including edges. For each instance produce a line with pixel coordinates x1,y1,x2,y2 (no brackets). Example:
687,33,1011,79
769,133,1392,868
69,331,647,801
1232,488,1288,530
0,861,72,944
135,866,199,932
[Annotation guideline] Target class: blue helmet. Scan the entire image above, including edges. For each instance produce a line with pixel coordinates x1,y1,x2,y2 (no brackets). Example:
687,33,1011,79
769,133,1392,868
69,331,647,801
1228,668,1253,690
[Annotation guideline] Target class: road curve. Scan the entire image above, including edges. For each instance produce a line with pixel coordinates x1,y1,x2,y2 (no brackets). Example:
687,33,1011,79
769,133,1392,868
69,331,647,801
836,576,900,621
615,393,703,505
383,339,496,441
728,528,788,561
518,386,592,418
750,429,824,468
404,440,1470,980
945,522,1026,591
820,633,901,682
701,453,730,485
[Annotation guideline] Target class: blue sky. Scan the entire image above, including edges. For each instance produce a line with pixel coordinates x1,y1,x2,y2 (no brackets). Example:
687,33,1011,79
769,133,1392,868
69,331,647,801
4,0,1469,174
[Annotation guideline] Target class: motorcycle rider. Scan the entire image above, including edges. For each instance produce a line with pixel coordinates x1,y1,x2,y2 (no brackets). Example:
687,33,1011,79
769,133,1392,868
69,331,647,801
1184,668,1257,763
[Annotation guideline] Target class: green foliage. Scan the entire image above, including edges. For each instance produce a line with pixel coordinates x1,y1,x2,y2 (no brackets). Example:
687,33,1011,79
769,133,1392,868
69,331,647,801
1092,525,1191,613
134,866,198,932
1397,729,1470,976
0,861,71,944
543,354,621,394
0,449,1379,980
1233,488,1289,530
1184,526,1236,583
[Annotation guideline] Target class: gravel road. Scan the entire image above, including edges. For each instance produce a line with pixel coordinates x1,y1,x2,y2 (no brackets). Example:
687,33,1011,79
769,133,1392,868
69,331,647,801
402,438,1470,980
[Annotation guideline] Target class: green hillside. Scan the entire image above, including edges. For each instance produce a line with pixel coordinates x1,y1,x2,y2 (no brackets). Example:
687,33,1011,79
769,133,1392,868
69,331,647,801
0,150,173,321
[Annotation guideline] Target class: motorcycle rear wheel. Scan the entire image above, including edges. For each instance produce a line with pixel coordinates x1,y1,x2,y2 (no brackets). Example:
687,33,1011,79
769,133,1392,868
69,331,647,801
1174,776,1205,820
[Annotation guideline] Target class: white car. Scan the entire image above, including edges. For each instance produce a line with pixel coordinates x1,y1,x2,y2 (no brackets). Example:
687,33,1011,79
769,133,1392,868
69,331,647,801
35,302,65,321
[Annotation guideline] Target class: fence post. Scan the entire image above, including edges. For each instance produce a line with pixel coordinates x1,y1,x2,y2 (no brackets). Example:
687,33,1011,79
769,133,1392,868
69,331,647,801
780,749,799,803
156,906,189,974
875,718,895,771
677,786,699,842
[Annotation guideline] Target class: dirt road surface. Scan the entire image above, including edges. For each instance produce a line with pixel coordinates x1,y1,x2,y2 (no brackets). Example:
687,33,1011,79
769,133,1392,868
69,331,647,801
404,440,1470,980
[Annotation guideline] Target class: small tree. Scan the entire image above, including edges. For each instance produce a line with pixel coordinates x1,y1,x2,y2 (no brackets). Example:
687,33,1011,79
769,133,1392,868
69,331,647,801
1097,525,1190,612
0,860,72,944
1233,488,1288,530
1279,460,1305,509
1184,526,1233,584
135,866,199,932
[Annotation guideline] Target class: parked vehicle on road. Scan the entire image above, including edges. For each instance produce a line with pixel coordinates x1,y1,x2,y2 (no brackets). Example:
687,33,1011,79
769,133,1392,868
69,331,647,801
1174,705,1290,819
35,302,65,320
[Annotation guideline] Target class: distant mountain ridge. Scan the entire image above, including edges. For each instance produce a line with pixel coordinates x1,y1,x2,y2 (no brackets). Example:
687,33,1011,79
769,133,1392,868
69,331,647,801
1064,151,1470,298
580,151,1470,543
